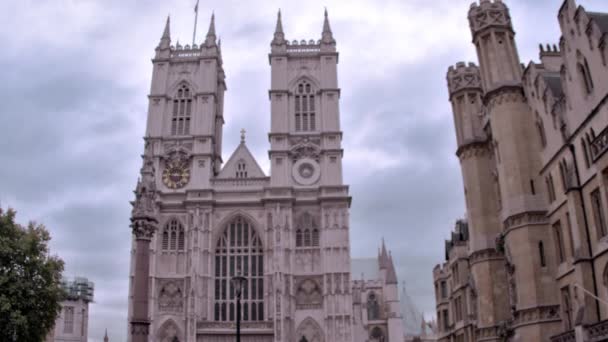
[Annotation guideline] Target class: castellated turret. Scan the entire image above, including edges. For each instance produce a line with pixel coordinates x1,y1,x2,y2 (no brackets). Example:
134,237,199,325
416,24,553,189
447,62,485,150
468,0,522,91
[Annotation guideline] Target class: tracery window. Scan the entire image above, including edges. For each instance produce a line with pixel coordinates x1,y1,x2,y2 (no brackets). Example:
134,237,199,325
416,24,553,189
295,80,316,132
171,84,192,135
295,213,319,247
367,292,380,320
214,216,264,322
162,219,185,251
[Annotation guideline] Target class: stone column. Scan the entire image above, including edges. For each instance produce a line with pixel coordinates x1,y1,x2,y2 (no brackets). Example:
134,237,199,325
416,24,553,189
129,213,158,342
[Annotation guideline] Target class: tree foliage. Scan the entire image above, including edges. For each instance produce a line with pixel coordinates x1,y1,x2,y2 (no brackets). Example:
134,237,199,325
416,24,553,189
0,208,65,341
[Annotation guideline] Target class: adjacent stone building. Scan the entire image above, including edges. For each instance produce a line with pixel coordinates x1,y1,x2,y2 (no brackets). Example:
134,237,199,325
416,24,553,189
126,9,431,342
435,0,608,341
46,277,95,342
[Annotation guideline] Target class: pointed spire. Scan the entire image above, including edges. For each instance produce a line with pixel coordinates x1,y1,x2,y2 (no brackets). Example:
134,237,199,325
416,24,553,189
103,329,109,342
271,9,286,46
386,252,398,284
158,15,171,49
379,238,389,269
205,12,217,46
275,9,284,34
321,8,336,45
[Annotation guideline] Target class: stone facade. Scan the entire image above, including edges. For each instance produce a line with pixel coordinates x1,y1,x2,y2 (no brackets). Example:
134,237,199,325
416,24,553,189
435,0,608,341
127,9,430,342
46,278,94,342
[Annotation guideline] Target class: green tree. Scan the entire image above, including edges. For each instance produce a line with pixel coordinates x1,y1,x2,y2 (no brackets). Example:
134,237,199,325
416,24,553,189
0,208,65,341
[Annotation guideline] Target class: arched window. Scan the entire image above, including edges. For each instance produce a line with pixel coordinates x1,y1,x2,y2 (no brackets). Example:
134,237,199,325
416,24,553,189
367,292,380,320
214,216,264,322
294,80,316,132
171,84,192,135
295,213,319,247
236,160,247,178
162,219,185,251
577,60,594,95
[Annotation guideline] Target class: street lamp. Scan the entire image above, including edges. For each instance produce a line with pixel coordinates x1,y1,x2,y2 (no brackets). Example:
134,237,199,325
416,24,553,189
231,274,247,342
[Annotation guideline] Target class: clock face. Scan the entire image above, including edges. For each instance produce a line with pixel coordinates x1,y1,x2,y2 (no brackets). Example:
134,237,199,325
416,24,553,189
162,159,190,189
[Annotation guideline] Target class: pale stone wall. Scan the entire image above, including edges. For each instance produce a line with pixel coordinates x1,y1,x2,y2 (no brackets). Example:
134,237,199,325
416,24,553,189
437,0,608,341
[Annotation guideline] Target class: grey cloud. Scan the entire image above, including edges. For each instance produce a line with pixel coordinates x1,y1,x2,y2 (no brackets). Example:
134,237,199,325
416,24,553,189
2,0,608,341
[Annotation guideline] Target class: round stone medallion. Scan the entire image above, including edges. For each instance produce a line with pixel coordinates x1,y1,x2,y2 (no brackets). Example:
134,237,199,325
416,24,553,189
292,158,320,185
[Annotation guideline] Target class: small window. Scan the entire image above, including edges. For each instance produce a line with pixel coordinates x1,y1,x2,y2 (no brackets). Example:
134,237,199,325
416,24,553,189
554,221,565,264
236,160,247,178
539,241,546,267
591,188,607,238
577,60,594,95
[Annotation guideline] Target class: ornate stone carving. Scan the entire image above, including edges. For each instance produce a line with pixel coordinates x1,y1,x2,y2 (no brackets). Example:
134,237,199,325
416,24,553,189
131,153,158,239
158,280,184,312
289,137,321,162
512,305,560,328
468,0,513,35
456,140,491,160
485,86,526,111
447,62,482,95
503,211,548,231
469,247,504,266
295,278,323,309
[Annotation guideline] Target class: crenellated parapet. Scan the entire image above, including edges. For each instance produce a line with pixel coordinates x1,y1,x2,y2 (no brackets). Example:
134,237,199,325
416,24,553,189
447,62,487,148
468,0,513,39
447,62,483,98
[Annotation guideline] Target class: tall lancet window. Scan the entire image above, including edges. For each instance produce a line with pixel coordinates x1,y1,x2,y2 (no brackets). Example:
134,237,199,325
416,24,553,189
214,216,264,322
171,84,192,135
295,80,316,132
367,292,380,320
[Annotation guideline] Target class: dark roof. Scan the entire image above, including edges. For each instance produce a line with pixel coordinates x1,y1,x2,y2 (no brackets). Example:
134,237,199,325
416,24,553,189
589,12,608,34
542,73,564,98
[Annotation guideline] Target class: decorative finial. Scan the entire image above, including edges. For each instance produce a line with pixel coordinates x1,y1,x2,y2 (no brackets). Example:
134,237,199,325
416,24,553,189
240,128,246,144
158,15,171,49
321,8,335,45
205,12,217,46
272,9,286,46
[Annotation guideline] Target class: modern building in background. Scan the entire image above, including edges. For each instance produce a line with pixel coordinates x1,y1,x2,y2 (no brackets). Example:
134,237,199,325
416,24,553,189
126,8,434,342
46,277,95,342
435,0,608,341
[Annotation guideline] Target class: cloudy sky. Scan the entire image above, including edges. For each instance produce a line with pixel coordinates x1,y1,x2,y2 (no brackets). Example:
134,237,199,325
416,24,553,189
1,0,607,341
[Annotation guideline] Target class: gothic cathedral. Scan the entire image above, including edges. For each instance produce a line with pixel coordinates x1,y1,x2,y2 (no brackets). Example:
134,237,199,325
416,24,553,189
128,10,360,342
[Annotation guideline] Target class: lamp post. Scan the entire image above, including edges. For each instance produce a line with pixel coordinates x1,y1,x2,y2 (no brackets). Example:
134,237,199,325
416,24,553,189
231,274,247,342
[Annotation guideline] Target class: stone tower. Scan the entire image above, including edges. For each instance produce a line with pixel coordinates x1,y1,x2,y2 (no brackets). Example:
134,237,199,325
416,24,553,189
128,9,354,342
446,61,510,340
267,9,353,342
468,0,561,340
